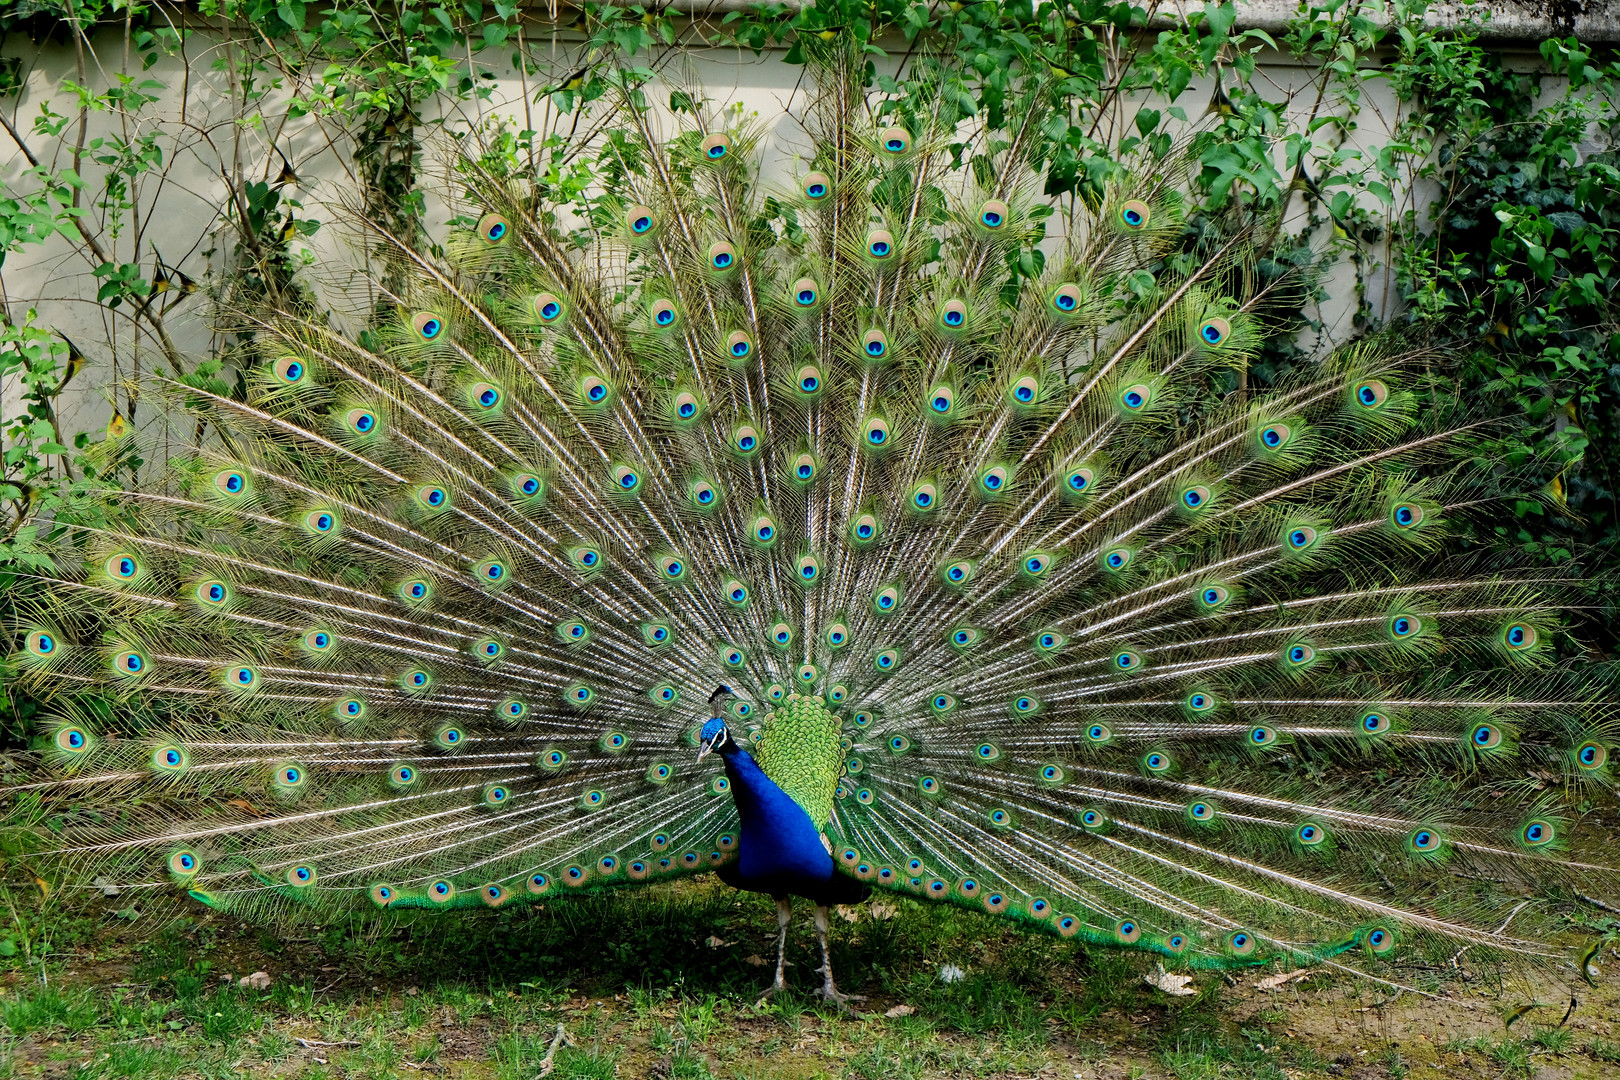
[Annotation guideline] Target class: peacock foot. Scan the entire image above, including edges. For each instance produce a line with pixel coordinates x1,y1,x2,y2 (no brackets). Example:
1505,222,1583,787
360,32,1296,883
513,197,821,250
814,966,865,1010
753,976,789,1008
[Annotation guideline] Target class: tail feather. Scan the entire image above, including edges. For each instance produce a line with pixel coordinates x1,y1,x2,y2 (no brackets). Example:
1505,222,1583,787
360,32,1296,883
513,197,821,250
5,46,1614,987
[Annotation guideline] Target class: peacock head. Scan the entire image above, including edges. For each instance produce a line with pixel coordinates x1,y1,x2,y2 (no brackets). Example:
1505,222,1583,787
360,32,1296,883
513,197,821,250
697,717,732,762
697,686,736,762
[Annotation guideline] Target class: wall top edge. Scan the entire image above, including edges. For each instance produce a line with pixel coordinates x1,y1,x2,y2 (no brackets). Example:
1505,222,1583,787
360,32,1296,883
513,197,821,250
100,0,1620,45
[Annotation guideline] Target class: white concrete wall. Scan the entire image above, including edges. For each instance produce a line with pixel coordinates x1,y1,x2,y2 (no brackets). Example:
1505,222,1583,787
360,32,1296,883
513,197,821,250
0,17,1589,460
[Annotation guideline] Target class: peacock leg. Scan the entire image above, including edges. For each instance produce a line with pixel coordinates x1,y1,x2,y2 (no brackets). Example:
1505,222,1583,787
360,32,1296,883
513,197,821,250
755,895,793,1004
811,904,864,1007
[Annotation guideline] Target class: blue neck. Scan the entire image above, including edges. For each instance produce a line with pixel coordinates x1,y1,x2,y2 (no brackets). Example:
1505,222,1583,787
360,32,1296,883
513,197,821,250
715,740,834,891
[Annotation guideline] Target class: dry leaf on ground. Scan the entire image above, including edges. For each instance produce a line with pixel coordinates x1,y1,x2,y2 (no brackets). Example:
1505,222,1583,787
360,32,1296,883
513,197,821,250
1144,965,1196,996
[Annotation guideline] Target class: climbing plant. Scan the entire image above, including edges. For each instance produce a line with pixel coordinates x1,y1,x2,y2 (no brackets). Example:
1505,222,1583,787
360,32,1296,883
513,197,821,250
1,0,1617,642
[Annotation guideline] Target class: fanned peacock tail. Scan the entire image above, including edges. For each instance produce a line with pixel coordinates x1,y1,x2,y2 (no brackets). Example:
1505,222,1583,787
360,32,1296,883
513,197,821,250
5,46,1616,988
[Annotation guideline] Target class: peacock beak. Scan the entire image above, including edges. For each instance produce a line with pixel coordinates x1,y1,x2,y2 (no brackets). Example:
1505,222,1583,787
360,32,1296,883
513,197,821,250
695,739,714,764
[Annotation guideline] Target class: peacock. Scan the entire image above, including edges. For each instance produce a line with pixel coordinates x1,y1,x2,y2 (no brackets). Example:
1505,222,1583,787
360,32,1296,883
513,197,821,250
4,41,1617,1009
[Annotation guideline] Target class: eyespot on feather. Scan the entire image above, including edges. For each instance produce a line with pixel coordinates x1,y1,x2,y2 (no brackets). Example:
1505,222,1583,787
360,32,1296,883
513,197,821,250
1390,502,1425,529
411,311,445,341
1198,317,1230,346
708,241,737,272
1049,283,1083,314
475,212,510,244
195,579,230,607
273,356,308,384
1502,622,1539,651
649,299,678,328
938,299,969,330
1119,382,1152,412
532,292,565,324
700,132,731,160
627,204,657,235
791,277,820,308
1062,466,1095,498
978,199,1010,230
1119,199,1151,229
1575,740,1608,771
24,629,63,658
861,328,889,360
1353,378,1390,409
1257,422,1292,452
213,468,250,498
344,407,380,436
865,229,896,260
878,126,910,154
802,171,833,201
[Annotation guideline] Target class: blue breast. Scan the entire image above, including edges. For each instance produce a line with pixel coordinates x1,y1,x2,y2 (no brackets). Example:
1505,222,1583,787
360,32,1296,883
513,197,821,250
720,747,835,893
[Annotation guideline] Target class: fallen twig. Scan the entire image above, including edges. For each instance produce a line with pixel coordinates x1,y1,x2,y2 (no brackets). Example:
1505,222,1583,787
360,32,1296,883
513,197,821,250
535,1022,573,1078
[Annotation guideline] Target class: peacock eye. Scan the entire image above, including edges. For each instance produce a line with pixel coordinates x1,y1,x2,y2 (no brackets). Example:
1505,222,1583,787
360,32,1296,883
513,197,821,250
476,212,509,243
627,204,657,235
533,293,565,324
701,132,731,160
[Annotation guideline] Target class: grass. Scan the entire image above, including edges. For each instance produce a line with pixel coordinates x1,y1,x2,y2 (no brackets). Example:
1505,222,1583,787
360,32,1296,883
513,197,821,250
0,878,1617,1079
